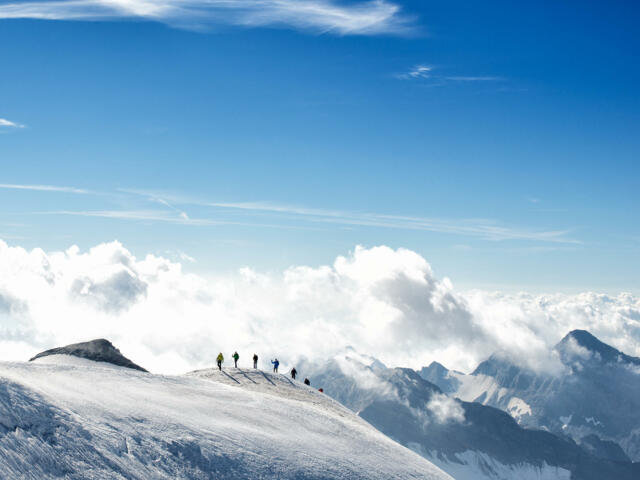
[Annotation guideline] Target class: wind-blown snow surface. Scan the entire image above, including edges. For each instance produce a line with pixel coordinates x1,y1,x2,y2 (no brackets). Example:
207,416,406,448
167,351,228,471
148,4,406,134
0,355,452,479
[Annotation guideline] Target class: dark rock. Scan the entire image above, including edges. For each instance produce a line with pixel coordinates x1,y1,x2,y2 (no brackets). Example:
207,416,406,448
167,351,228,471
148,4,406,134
30,339,147,372
558,329,640,366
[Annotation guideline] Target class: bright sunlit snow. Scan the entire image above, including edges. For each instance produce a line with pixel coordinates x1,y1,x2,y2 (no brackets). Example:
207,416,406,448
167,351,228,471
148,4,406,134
0,355,452,479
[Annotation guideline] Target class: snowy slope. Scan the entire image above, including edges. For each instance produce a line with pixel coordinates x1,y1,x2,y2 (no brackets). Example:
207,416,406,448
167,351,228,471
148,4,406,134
0,354,452,480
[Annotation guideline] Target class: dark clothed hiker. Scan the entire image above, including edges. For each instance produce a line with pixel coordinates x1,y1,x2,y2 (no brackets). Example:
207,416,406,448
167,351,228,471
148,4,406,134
232,351,239,368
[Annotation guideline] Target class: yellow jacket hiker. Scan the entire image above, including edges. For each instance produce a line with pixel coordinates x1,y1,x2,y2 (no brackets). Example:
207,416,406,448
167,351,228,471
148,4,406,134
216,352,224,371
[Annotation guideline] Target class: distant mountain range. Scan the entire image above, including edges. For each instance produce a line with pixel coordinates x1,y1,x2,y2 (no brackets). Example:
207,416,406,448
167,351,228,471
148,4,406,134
303,331,640,480
421,330,640,463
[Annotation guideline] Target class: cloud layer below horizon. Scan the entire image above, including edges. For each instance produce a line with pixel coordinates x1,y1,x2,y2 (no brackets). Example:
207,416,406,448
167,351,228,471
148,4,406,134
0,238,638,374
0,0,412,35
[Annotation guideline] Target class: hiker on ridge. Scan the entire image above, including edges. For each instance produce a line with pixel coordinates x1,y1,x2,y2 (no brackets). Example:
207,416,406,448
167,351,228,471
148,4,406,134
271,358,279,373
253,353,258,369
216,352,224,371
304,378,310,386
290,367,297,380
232,351,239,368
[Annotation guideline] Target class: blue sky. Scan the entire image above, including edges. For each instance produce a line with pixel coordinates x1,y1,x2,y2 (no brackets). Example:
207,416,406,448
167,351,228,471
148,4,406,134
0,0,638,292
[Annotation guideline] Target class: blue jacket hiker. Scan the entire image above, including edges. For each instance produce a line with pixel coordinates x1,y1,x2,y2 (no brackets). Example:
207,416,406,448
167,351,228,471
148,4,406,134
271,358,279,373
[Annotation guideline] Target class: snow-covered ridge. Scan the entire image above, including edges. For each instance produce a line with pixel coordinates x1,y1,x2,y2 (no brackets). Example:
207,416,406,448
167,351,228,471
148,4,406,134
0,353,452,479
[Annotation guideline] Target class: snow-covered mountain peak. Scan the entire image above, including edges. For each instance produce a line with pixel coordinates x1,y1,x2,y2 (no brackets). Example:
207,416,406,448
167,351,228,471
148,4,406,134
556,330,640,366
337,346,388,372
423,329,640,466
29,338,147,372
470,352,513,377
425,361,448,373
419,361,462,394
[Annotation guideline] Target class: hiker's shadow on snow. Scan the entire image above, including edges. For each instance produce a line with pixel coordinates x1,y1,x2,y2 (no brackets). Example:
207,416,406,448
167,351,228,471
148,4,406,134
238,371,258,384
259,371,276,386
221,371,240,384
281,376,296,387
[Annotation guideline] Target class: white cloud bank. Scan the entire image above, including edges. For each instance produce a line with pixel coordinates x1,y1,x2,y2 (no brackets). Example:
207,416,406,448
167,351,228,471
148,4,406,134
0,238,638,375
0,0,412,35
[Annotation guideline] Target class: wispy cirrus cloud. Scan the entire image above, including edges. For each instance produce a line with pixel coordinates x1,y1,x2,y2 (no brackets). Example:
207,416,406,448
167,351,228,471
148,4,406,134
5,185,579,243
445,75,502,82
118,189,580,244
395,64,433,80
0,118,24,128
39,209,318,230
207,201,578,243
0,183,90,194
42,210,223,226
0,0,414,35
396,64,504,85
138,191,191,221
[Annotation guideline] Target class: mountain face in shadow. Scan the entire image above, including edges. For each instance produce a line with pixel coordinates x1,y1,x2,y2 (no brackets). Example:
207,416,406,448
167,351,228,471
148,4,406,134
301,353,640,480
421,330,640,463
